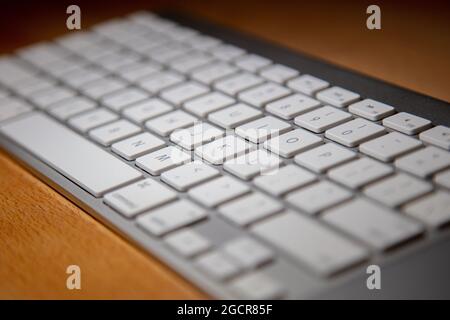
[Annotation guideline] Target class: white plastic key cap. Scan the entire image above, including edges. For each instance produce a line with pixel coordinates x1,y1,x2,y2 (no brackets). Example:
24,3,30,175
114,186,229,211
161,161,220,191
230,272,285,300
264,128,323,158
0,97,33,123
160,81,209,106
169,52,215,73
235,116,291,143
136,146,191,175
170,122,224,150
238,83,291,108
190,62,238,84
117,61,162,82
195,135,253,165
259,64,299,83
287,74,329,96
188,176,251,207
80,77,127,100
101,87,149,112
234,54,272,72
266,93,321,120
195,251,240,281
395,146,450,178
251,211,368,276
49,96,96,121
253,164,317,196
328,157,393,189
145,110,198,137
164,229,211,258
122,98,173,123
138,70,185,93
294,143,357,173
214,72,264,96
405,191,450,228
223,237,273,269
0,113,142,197
364,173,432,207
68,108,119,133
286,181,353,214
89,119,141,146
210,44,245,61
294,106,352,133
348,99,395,121
104,178,176,217
325,118,385,147
383,112,432,135
208,103,263,129
323,198,423,251
419,126,450,150
359,132,422,162
13,75,56,97
111,132,165,160
219,193,284,226
434,169,450,189
224,149,282,180
188,34,221,51
137,199,207,236
316,86,360,108
29,86,75,109
183,91,235,117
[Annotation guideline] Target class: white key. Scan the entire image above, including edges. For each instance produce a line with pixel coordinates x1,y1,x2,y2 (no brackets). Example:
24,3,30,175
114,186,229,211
419,126,450,150
122,98,173,124
183,91,235,117
188,35,221,51
49,97,96,121
405,191,450,228
0,113,142,197
62,67,106,89
145,110,197,137
117,61,161,82
434,169,450,189
325,118,386,147
266,93,321,120
13,75,56,97
111,132,165,160
364,173,432,207
104,178,176,217
57,31,104,51
93,50,140,71
323,199,423,251
395,146,450,178
188,176,250,207
287,74,329,96
295,143,357,173
160,81,209,106
30,86,76,109
211,44,245,61
161,161,220,191
235,116,291,143
191,62,238,84
253,164,317,196
234,54,272,72
43,57,86,77
359,132,422,162
19,42,68,66
251,212,368,276
195,135,253,165
68,108,119,133
136,146,191,175
170,122,224,150
230,272,285,300
316,86,360,108
224,149,282,180
286,181,352,214
214,72,264,96
0,58,36,86
0,97,33,123
137,200,207,236
195,251,240,281
383,112,432,135
164,229,211,258
89,120,141,146
138,71,185,93
208,103,263,129
146,42,191,63
219,193,284,226
264,128,322,158
164,26,198,41
328,157,393,189
348,99,395,121
101,87,149,112
80,77,127,100
169,52,214,73
238,83,290,108
223,237,273,269
259,64,299,83
294,106,352,133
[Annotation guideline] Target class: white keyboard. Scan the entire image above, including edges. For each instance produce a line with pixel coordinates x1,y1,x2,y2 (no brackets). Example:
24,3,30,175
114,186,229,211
1,11,449,299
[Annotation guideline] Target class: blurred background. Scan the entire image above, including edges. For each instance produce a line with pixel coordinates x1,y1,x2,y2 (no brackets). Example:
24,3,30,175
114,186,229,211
0,0,449,101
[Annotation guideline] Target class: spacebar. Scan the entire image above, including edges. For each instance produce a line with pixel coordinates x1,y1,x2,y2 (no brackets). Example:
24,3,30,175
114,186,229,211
0,112,142,196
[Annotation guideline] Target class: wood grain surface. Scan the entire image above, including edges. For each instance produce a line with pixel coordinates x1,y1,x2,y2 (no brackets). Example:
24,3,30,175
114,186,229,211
0,0,448,299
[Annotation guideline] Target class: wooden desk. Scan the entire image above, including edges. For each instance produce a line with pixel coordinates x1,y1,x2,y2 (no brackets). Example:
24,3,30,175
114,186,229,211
0,0,449,299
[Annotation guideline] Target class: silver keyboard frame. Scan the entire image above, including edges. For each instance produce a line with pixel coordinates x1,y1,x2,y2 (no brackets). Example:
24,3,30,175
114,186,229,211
1,11,450,299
